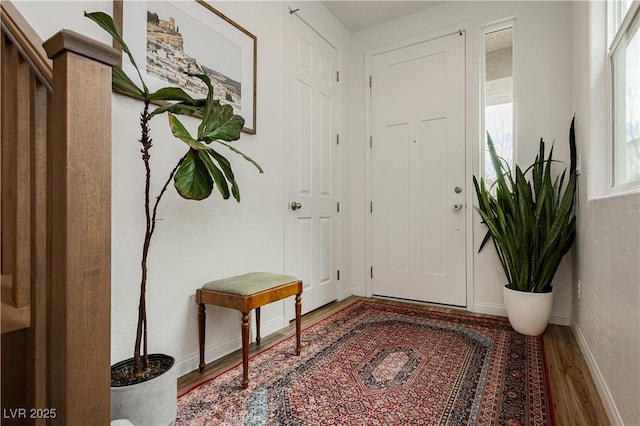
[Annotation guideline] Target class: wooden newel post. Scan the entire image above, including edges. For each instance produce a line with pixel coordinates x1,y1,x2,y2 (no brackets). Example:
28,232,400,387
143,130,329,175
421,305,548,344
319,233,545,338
43,29,119,425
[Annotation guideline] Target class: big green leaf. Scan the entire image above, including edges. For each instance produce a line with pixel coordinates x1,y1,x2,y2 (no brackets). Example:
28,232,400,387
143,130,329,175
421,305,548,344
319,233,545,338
167,113,209,151
149,87,196,103
150,101,206,118
214,141,264,173
198,150,230,199
84,11,148,94
204,114,245,142
199,101,244,143
174,149,213,200
569,116,577,175
112,67,144,100
208,148,240,201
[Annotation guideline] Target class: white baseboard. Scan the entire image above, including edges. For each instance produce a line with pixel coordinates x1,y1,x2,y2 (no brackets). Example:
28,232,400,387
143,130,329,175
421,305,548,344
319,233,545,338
351,287,367,297
549,311,570,326
473,301,506,318
258,316,287,341
571,323,621,425
175,334,240,378
473,302,571,326
341,286,353,299
175,316,285,379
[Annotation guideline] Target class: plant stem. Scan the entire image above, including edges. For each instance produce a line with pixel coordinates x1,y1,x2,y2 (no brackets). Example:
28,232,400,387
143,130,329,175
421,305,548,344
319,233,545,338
151,153,188,236
133,101,188,376
134,101,152,376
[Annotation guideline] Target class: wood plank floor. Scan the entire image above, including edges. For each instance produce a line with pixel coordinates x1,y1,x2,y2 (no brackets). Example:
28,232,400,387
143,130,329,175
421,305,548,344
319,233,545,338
178,296,610,425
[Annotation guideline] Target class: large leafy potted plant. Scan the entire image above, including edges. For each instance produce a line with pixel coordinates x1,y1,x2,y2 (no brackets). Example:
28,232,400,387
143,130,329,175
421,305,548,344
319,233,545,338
473,117,577,336
86,11,262,425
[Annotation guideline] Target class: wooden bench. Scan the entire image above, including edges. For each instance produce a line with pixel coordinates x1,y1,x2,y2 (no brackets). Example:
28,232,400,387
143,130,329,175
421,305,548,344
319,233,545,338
196,272,302,389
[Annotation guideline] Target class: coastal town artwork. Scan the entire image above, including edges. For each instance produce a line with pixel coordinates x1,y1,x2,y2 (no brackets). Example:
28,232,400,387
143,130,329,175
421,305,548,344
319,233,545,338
146,9,242,109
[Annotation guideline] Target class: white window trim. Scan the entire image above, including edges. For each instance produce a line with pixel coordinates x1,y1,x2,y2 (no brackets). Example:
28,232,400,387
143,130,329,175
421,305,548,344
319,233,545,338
608,0,639,49
607,0,640,193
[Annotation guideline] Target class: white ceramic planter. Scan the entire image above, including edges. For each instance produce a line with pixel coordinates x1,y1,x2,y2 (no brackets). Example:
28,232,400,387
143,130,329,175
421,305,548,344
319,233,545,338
111,354,177,426
503,286,553,336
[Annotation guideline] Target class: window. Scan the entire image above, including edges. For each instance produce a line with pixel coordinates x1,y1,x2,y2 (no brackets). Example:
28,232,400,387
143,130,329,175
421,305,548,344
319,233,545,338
482,23,514,185
609,1,640,189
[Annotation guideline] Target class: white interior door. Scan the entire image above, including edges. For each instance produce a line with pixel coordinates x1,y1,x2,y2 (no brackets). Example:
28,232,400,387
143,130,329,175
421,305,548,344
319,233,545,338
370,32,466,307
284,14,338,318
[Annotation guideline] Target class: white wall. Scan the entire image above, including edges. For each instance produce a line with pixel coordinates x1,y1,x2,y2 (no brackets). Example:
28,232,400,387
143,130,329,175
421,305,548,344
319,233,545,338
346,1,574,323
13,0,351,378
571,2,640,424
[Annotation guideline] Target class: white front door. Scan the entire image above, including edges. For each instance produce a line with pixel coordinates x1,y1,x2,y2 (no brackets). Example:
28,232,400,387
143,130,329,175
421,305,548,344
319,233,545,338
370,32,466,306
284,14,338,317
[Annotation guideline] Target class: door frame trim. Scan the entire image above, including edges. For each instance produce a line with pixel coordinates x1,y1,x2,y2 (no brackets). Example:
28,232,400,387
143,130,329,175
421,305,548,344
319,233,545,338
364,23,475,309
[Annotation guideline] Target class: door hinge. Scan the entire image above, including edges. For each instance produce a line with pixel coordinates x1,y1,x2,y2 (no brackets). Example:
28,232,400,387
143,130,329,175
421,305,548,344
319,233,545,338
370,201,373,213
337,201,340,213
337,70,340,82
369,136,372,149
370,266,373,279
369,75,372,88
337,270,341,280
336,134,340,145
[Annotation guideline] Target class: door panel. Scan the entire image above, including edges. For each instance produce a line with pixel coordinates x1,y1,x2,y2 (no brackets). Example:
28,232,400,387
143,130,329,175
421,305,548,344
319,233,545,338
421,118,447,275
295,80,312,194
385,123,411,273
285,16,338,317
371,32,466,307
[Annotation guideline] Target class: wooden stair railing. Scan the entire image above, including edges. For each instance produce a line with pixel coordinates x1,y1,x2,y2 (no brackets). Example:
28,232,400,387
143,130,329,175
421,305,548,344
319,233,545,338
1,3,53,423
1,1,118,424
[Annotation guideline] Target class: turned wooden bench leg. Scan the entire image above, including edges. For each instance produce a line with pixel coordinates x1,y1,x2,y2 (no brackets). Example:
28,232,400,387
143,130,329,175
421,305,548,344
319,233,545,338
241,311,250,389
295,293,301,355
255,306,261,345
198,303,206,372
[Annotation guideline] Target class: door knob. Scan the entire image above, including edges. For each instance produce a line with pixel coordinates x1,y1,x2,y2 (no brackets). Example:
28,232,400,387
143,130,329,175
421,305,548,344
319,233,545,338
453,203,463,211
454,186,463,194
290,201,302,211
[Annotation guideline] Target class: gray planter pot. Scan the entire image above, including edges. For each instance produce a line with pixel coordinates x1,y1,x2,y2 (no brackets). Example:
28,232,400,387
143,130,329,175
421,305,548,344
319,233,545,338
110,354,177,426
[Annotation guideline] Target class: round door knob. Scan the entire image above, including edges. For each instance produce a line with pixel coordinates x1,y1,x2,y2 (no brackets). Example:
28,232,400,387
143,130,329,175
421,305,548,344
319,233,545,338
290,201,302,211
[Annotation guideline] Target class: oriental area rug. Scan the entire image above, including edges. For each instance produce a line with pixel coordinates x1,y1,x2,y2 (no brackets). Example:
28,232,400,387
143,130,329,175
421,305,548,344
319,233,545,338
177,300,554,425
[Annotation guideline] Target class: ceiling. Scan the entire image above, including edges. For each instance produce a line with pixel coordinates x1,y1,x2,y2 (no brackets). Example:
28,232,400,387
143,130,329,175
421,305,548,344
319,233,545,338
322,1,446,33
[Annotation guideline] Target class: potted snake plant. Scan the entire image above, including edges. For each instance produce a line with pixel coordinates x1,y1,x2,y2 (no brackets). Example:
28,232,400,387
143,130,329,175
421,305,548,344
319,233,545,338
86,11,262,425
473,117,577,336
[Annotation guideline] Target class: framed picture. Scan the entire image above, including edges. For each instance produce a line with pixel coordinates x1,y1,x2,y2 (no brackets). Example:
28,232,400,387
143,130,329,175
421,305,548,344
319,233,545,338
114,0,257,134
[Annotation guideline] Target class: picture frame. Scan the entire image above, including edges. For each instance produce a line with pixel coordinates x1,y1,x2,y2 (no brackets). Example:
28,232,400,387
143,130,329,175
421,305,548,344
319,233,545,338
114,0,257,134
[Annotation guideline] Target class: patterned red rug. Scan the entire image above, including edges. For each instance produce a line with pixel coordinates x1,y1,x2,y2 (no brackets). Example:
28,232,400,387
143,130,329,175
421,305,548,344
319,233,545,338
177,300,554,425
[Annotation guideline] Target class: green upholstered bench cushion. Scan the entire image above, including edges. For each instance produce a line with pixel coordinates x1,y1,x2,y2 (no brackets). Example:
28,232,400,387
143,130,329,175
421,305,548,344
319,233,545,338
201,272,299,296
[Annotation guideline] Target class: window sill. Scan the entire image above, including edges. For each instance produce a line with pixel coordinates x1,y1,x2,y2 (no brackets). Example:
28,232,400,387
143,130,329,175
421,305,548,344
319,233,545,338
588,185,640,203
